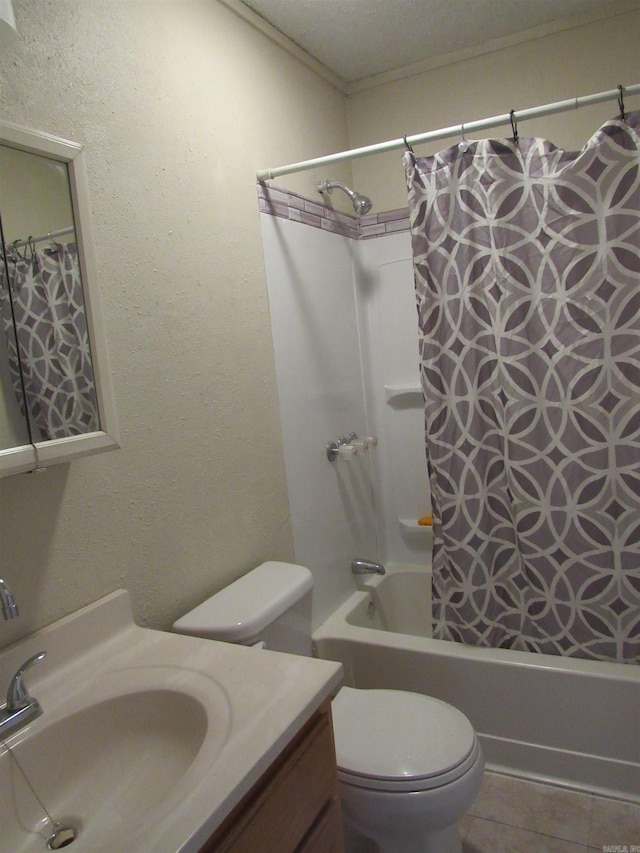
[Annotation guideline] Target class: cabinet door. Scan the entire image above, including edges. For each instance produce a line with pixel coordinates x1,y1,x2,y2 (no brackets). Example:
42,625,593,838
298,798,344,852
203,707,344,853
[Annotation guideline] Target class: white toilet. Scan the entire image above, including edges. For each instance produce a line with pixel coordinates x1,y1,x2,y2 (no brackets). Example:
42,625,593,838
172,561,484,853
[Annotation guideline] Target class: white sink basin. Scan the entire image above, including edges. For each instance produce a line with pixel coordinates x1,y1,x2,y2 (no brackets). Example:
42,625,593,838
0,590,342,853
0,688,213,852
0,661,232,853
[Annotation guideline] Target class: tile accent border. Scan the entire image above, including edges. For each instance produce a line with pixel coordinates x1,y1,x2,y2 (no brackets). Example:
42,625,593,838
257,183,410,239
358,207,411,238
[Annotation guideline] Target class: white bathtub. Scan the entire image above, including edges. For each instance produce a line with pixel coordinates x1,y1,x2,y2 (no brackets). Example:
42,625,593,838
313,563,640,803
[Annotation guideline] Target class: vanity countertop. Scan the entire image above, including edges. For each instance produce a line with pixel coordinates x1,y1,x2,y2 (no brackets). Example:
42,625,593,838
0,589,343,853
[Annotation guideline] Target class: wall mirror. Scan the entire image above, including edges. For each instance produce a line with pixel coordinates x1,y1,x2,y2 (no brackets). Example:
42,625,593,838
0,121,118,477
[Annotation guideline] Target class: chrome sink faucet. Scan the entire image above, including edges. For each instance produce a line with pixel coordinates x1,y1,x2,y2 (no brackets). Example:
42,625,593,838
351,559,386,575
0,578,18,621
0,651,46,739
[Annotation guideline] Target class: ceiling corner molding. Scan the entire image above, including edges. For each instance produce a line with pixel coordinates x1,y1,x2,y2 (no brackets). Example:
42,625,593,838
345,0,640,96
218,0,348,93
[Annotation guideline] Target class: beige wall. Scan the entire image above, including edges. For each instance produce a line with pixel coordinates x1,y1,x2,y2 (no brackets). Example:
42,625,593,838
0,0,637,650
0,0,351,648
349,9,640,211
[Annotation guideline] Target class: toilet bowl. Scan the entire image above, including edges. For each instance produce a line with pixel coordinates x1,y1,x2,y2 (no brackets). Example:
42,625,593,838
172,561,484,853
333,687,484,853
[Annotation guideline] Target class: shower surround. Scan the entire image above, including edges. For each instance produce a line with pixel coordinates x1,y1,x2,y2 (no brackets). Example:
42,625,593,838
258,183,428,628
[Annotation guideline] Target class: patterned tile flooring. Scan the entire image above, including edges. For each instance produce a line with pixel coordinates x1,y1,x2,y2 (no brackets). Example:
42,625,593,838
462,771,640,852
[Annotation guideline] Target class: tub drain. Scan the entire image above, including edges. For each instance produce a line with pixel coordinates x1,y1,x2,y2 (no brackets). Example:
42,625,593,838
47,823,78,849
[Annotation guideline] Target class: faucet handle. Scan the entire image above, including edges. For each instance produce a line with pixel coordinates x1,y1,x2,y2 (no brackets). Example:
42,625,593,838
351,435,378,452
6,651,46,711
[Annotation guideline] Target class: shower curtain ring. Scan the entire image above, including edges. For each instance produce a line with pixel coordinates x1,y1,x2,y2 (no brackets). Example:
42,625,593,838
458,122,469,153
510,109,519,145
403,135,415,154
617,84,626,121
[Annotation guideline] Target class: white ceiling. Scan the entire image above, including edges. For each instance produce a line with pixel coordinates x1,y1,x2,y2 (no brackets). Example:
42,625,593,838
237,0,635,87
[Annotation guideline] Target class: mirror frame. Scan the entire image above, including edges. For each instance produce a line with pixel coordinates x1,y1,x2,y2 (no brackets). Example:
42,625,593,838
0,120,119,477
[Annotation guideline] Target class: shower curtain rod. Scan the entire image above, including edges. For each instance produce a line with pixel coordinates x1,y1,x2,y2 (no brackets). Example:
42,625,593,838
7,226,74,250
257,82,640,182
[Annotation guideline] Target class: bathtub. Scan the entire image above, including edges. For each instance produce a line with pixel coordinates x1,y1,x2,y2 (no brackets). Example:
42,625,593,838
313,563,640,803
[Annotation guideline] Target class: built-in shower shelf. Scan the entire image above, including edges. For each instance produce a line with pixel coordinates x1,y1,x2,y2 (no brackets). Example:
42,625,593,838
384,384,423,406
399,518,433,535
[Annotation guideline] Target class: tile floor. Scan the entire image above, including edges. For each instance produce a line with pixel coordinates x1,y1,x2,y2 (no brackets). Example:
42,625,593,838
461,771,640,852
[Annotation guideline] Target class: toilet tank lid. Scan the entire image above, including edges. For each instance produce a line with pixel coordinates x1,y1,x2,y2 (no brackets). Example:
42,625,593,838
172,561,313,642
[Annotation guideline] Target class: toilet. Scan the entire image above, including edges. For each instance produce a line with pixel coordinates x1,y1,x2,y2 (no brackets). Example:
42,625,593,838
172,562,484,853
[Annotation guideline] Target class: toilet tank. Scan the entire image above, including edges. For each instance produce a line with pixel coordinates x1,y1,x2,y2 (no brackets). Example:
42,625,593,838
172,561,314,655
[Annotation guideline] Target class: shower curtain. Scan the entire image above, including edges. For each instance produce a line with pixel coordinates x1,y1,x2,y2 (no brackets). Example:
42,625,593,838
405,110,640,663
0,242,99,441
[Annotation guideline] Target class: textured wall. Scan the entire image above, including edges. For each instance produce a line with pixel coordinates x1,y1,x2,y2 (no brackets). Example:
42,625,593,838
0,0,351,647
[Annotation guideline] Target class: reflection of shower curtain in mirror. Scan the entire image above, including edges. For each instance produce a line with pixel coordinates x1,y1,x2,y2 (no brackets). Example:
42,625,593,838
0,243,99,440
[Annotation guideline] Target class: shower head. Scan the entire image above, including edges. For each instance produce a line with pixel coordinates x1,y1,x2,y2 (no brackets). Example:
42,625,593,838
317,180,373,216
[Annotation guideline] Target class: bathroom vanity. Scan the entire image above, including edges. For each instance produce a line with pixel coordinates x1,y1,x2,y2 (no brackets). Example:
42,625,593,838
0,590,344,853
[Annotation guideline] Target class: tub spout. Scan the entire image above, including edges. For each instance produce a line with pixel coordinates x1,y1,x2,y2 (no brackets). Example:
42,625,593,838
351,559,386,575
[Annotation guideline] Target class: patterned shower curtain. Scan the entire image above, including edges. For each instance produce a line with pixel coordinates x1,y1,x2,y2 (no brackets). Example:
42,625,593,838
405,110,640,663
0,243,99,441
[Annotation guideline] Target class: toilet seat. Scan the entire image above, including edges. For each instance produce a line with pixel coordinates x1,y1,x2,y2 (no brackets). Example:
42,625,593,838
332,687,479,793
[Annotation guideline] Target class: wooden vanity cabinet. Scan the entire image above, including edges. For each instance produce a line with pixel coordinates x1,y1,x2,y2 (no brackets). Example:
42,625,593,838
200,701,345,852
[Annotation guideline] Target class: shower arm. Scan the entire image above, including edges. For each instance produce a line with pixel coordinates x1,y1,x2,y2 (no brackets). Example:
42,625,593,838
317,180,372,215
318,180,354,200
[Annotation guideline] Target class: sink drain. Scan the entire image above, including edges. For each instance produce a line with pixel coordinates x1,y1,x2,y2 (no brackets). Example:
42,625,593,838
46,823,78,849
1,739,79,850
